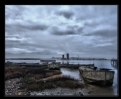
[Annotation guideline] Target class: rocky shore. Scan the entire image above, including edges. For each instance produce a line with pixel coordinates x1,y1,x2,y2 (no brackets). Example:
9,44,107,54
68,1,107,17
5,77,88,96
30,88,88,96
5,64,117,96
5,78,27,96
5,78,116,96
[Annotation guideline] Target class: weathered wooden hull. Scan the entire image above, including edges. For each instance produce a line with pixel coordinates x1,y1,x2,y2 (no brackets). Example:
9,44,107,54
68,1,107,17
79,67,114,86
83,77,113,86
49,67,60,70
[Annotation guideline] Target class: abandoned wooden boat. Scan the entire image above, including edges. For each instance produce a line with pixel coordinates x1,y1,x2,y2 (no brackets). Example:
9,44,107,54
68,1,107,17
48,62,60,70
79,66,114,86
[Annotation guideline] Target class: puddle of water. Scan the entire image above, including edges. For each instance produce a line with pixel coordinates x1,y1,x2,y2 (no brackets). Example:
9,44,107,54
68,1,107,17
60,68,81,80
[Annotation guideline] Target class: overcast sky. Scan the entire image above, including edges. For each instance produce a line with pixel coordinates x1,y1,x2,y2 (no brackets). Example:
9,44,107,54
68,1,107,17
5,5,117,58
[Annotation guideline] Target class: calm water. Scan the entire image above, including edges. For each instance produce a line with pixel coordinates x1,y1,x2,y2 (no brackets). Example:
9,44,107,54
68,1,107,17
5,60,40,63
5,59,118,95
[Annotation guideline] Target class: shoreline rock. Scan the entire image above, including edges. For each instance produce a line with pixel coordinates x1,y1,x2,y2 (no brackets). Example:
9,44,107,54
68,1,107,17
5,78,26,96
30,87,88,96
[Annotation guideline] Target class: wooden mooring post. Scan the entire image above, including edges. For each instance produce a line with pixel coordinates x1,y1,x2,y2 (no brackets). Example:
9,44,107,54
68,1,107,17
111,59,117,68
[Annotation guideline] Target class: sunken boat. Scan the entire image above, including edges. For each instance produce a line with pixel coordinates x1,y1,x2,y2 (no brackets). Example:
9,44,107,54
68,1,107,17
79,65,114,86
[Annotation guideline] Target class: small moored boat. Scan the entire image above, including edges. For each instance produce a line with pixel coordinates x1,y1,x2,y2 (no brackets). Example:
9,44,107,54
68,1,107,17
79,66,114,86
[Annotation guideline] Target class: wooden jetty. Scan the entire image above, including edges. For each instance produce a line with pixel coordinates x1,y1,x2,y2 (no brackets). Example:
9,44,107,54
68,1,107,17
60,64,94,69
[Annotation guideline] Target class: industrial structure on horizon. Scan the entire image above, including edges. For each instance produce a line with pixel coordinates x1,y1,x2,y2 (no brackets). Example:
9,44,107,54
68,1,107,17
62,53,70,60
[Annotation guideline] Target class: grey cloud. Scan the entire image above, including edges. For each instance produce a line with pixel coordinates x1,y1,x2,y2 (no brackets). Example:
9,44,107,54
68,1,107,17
30,24,48,30
84,29,117,38
75,5,117,20
5,48,32,54
93,45,117,55
5,45,57,56
72,42,116,58
51,29,76,35
62,34,117,56
56,10,74,19
6,23,48,33
5,5,117,58
5,5,25,20
50,25,83,36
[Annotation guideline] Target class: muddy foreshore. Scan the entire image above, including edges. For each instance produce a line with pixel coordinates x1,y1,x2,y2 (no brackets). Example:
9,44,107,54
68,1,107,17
5,77,117,96
5,65,86,96
5,64,117,96
5,78,88,96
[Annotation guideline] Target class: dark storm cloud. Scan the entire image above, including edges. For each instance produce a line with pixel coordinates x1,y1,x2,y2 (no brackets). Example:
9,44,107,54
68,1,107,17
5,5,117,58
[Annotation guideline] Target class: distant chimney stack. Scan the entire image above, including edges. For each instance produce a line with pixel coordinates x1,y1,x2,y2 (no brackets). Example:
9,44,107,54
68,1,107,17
67,53,69,60
62,55,64,59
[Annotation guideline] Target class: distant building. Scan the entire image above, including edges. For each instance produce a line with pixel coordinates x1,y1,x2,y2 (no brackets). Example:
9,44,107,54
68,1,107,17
62,55,64,59
67,53,69,60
